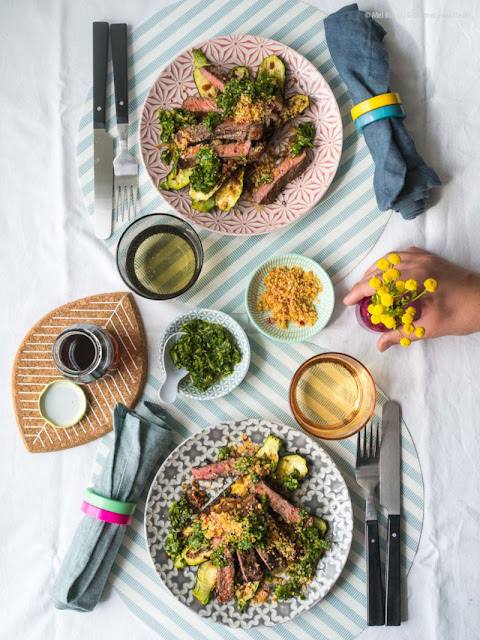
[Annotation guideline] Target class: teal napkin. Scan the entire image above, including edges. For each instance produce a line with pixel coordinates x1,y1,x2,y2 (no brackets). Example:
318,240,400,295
51,402,171,612
324,4,441,220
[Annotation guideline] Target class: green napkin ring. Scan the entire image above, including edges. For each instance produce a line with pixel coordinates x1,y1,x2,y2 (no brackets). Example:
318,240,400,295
84,488,137,515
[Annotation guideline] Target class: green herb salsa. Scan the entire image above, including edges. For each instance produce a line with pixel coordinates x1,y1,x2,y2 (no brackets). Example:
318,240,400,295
190,147,222,194
291,122,315,157
170,319,242,392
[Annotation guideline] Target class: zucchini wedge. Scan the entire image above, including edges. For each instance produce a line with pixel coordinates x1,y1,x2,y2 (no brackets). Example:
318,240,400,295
163,167,193,190
256,434,281,471
173,553,187,569
214,167,244,211
189,181,223,202
193,48,209,68
228,66,250,81
192,197,215,212
312,515,328,537
275,454,308,480
194,68,219,99
257,54,286,93
279,94,309,123
193,560,217,605
182,546,212,566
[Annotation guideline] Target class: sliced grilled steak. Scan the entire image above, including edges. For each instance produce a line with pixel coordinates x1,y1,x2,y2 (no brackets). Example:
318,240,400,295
200,65,228,92
175,122,264,147
216,140,251,159
215,120,263,141
236,549,263,582
216,549,235,603
254,150,310,205
182,96,222,114
256,546,286,571
254,480,308,525
191,458,240,480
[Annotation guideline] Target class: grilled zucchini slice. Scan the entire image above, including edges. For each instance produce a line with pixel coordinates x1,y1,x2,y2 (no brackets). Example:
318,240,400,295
256,434,281,471
193,49,209,68
275,454,308,480
189,181,223,202
228,66,250,81
192,560,217,605
312,516,328,537
193,68,219,99
161,167,192,190
192,197,215,212
279,94,309,123
182,546,212,566
257,55,286,93
214,167,244,211
235,581,260,610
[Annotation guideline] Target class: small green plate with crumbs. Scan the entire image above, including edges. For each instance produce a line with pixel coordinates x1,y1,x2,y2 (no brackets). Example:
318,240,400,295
245,253,335,343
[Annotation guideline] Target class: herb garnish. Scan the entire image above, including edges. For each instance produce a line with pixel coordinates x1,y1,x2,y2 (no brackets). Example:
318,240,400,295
291,122,315,157
169,493,193,531
259,173,273,184
216,74,278,117
158,108,197,143
218,445,230,461
170,319,242,392
203,111,223,133
211,545,229,567
190,147,222,194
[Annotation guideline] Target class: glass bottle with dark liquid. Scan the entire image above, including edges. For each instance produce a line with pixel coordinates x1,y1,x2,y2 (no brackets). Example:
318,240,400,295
52,323,119,384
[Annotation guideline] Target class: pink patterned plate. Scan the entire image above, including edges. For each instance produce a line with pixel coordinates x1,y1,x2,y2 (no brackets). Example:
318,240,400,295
139,34,343,236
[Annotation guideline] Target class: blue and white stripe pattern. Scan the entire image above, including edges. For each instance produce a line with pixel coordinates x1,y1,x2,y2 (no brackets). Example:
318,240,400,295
77,0,391,312
80,1,420,637
92,335,423,640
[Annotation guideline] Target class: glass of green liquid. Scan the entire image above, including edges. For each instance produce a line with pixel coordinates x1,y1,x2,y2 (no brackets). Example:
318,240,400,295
117,214,203,300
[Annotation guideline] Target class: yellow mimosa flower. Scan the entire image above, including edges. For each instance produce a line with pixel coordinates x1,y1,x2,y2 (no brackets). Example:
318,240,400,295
405,279,418,291
405,306,416,316
404,323,414,334
424,278,437,292
373,304,384,315
402,313,413,325
415,326,426,338
386,268,401,281
368,304,375,314
377,258,390,271
380,293,394,307
369,277,382,290
400,337,411,347
370,315,381,324
383,316,396,329
388,253,401,265
395,280,406,293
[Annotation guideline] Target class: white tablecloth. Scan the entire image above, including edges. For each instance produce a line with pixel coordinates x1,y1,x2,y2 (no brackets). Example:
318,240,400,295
1,0,479,638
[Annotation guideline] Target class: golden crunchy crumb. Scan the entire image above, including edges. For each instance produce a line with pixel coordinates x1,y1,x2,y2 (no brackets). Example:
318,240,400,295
257,265,322,329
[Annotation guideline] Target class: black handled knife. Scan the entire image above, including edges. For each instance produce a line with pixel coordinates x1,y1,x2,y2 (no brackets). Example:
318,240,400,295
380,400,402,625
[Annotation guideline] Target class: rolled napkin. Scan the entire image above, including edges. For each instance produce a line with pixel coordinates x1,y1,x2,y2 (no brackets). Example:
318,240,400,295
52,402,171,611
325,4,441,220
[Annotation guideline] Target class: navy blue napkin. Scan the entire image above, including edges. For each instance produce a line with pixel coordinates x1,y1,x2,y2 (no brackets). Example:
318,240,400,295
325,4,441,220
51,402,171,612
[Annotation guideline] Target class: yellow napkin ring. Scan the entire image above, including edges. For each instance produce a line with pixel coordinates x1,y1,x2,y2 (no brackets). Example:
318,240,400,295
351,93,401,122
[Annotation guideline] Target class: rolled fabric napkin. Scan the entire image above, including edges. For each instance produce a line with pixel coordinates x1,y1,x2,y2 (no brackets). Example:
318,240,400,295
324,4,441,220
52,402,171,611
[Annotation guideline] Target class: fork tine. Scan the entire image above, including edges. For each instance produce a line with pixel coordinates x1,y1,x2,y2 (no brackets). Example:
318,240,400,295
375,419,380,457
356,431,361,466
132,188,137,220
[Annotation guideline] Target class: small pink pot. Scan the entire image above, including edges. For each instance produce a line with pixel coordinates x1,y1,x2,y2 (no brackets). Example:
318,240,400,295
355,295,422,333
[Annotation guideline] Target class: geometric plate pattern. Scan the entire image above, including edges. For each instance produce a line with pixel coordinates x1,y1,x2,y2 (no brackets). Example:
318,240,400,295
139,34,343,236
145,418,354,628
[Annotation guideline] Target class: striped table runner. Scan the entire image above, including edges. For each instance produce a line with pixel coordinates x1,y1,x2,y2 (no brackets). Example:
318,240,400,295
92,334,423,640
78,1,421,637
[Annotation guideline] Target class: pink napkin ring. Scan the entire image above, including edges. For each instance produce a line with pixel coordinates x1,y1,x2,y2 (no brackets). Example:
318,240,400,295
81,500,132,525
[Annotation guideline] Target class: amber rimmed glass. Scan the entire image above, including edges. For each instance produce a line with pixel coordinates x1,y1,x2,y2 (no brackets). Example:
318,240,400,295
289,352,376,440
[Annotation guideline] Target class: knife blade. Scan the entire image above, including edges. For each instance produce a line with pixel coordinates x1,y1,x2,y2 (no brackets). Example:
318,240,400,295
380,399,401,626
93,22,113,240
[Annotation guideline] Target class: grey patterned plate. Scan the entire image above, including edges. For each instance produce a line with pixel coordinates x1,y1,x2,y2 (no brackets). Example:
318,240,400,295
144,418,353,628
158,308,250,400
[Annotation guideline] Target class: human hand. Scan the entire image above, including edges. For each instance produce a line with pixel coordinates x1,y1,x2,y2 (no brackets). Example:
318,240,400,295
344,247,480,352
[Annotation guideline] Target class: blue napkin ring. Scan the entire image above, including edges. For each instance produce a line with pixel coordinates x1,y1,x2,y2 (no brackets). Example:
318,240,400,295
355,104,406,132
